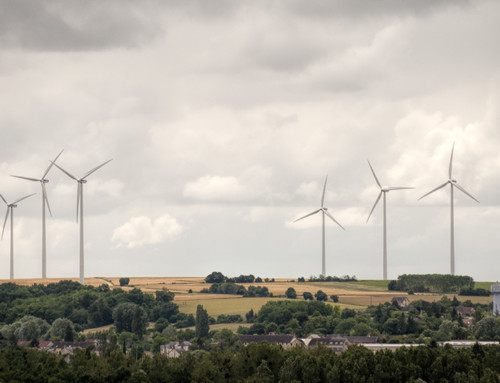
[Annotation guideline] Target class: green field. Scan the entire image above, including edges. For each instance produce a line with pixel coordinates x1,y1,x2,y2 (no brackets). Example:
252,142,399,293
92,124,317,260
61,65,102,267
474,281,496,290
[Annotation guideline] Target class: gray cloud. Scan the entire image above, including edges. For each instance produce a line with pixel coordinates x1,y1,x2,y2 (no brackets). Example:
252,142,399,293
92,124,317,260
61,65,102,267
0,0,163,51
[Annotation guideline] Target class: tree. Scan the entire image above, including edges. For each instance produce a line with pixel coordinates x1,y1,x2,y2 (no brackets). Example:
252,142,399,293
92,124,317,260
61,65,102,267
48,318,75,340
330,294,339,303
113,303,146,333
195,305,209,338
303,292,313,300
285,287,297,299
131,304,147,337
205,271,226,284
315,290,328,301
119,278,130,286
155,288,174,303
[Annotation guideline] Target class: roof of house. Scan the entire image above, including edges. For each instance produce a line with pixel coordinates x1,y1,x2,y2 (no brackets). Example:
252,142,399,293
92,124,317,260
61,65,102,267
309,337,347,347
456,307,475,316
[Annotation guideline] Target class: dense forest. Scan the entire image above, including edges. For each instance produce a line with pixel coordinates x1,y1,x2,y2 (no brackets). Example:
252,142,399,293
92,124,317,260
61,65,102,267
1,340,500,382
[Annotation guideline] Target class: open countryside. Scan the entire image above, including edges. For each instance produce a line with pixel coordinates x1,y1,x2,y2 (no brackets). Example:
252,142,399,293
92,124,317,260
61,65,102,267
2,276,494,320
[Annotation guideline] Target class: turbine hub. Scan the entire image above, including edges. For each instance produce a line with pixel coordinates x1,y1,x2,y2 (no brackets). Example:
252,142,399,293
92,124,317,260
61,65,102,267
323,207,328,211
42,179,49,184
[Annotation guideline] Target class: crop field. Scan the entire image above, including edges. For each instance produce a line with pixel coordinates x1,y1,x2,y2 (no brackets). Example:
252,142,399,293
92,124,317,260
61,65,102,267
1,276,494,318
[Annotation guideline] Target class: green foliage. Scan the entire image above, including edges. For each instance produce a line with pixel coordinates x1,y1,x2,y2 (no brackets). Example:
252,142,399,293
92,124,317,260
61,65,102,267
195,305,210,339
48,318,75,340
393,274,475,293
205,271,226,284
119,278,130,286
459,288,491,296
285,287,297,299
235,274,256,283
474,317,500,340
112,302,147,335
303,292,313,300
201,282,270,297
315,290,328,301
0,281,180,331
2,336,500,381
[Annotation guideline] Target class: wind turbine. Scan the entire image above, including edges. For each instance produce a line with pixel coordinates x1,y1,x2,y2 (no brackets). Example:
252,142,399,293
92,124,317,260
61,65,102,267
0,193,36,279
366,160,413,280
294,175,344,277
52,158,113,285
418,143,479,275
11,150,64,278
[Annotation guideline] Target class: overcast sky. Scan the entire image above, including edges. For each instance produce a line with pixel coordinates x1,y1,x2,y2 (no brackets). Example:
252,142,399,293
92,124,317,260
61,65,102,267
1,0,499,282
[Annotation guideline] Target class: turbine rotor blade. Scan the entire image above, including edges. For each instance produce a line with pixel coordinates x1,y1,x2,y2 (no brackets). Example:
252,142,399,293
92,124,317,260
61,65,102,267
418,182,449,200
11,175,40,182
0,194,8,205
293,209,322,223
324,210,345,230
12,193,35,205
42,183,53,217
449,142,455,179
453,182,480,203
321,175,328,208
43,149,64,179
367,160,382,188
52,161,78,181
387,187,414,191
367,191,383,223
82,159,113,180
2,208,9,240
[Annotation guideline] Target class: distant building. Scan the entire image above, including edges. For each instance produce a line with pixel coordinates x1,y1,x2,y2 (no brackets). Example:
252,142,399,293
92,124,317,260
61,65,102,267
160,341,191,358
391,297,410,308
456,307,475,318
491,284,500,316
308,336,347,353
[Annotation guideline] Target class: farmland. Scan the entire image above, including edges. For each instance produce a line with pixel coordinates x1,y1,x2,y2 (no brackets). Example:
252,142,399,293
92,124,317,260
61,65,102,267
2,276,494,320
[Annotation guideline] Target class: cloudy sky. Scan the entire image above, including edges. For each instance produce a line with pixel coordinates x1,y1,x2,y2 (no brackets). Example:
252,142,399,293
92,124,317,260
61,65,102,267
1,0,499,282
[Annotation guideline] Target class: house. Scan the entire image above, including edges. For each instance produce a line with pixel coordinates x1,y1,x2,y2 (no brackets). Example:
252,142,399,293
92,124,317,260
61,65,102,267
345,336,378,344
391,297,410,308
308,336,348,353
237,334,304,349
160,341,192,358
456,307,475,317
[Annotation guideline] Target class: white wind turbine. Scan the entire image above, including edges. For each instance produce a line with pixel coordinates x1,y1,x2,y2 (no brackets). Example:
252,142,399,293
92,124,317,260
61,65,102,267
366,160,413,281
11,150,64,278
52,158,113,285
418,143,479,275
0,193,36,279
294,175,344,277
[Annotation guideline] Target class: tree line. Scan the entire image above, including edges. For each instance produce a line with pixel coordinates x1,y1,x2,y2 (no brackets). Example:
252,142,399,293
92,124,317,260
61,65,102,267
1,339,500,382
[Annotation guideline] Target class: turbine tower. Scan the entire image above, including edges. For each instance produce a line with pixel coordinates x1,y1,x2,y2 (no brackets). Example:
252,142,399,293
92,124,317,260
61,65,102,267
294,175,344,277
11,150,63,278
366,160,413,281
52,158,112,285
0,193,36,279
418,143,479,275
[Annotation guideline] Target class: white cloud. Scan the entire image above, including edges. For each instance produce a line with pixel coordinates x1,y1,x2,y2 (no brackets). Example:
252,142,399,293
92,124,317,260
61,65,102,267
111,214,184,249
